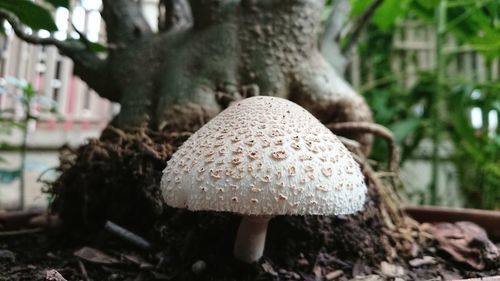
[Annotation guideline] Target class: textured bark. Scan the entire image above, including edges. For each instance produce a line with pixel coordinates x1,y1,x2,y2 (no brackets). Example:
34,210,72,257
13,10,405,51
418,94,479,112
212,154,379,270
158,0,192,31
98,0,373,152
320,0,350,74
3,0,373,150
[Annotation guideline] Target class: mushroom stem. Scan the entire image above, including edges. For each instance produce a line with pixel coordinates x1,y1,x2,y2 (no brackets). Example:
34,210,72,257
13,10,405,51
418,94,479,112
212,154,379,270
233,215,273,263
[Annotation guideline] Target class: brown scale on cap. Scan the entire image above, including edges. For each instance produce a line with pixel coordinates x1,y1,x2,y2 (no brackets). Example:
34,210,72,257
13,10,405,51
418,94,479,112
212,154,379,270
161,96,366,216
272,151,288,160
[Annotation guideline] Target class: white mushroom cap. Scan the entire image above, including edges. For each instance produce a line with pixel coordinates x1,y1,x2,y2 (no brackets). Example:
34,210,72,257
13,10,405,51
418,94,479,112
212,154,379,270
161,96,367,216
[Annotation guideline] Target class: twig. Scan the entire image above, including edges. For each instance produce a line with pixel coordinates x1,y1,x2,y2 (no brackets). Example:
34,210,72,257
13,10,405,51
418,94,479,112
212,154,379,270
0,228,43,236
77,259,90,281
337,137,366,169
336,136,361,150
341,0,384,54
327,121,399,172
71,23,93,51
0,9,83,52
104,221,152,250
374,171,398,178
0,8,120,102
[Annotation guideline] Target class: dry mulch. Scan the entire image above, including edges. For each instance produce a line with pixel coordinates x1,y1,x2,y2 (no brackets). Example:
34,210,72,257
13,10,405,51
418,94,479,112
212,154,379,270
0,221,499,281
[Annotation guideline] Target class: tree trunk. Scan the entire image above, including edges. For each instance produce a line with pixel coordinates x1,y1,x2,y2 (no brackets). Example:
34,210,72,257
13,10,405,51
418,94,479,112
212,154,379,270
98,0,373,153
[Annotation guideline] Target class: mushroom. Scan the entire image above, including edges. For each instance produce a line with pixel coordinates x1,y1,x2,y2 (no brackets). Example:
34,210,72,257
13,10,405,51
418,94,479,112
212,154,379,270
161,96,367,263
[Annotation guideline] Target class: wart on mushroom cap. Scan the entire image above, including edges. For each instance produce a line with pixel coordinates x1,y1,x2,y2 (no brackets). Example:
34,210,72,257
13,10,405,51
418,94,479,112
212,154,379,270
161,96,367,262
162,96,366,215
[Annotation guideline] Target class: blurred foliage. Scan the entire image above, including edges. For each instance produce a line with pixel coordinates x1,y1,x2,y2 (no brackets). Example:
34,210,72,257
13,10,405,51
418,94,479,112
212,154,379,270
0,79,59,184
342,0,499,209
0,0,106,52
351,0,500,57
448,82,500,209
0,0,58,31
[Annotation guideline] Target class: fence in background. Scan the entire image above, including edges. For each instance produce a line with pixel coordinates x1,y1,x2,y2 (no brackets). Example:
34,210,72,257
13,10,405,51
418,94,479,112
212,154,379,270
348,21,499,90
0,2,114,141
0,40,116,126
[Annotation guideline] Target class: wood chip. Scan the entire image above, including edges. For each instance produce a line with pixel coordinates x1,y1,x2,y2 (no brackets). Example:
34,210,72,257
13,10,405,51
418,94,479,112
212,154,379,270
313,265,322,278
74,247,119,265
409,256,436,267
379,261,405,278
77,259,90,281
351,275,385,281
261,261,278,276
122,253,153,269
326,270,343,280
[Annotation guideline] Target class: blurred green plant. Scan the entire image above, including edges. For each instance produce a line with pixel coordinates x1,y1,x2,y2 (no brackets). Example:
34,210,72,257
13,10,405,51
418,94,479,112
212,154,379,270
0,0,106,52
0,78,58,209
345,0,499,209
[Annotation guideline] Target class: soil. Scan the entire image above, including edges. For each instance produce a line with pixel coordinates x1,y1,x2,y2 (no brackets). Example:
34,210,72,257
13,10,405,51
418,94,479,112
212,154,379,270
1,220,499,281
1,127,499,280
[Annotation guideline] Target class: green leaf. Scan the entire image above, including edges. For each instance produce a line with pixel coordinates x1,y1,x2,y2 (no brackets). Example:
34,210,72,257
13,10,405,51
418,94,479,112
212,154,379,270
492,101,500,112
65,38,108,53
23,83,35,99
389,118,421,143
89,41,108,53
372,0,410,31
44,0,69,8
0,0,57,31
350,0,372,17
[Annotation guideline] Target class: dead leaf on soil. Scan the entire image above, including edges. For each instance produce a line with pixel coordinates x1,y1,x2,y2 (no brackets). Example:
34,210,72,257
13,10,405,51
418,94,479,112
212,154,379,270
74,246,119,265
428,221,499,270
379,261,405,278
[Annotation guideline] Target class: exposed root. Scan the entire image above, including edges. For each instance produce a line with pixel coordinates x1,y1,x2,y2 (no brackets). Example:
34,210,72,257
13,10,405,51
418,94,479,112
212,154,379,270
327,121,399,172
330,122,424,263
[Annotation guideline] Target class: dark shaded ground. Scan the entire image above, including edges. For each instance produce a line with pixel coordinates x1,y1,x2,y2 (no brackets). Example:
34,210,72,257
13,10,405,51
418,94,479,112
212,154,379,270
0,222,499,281
1,127,498,280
